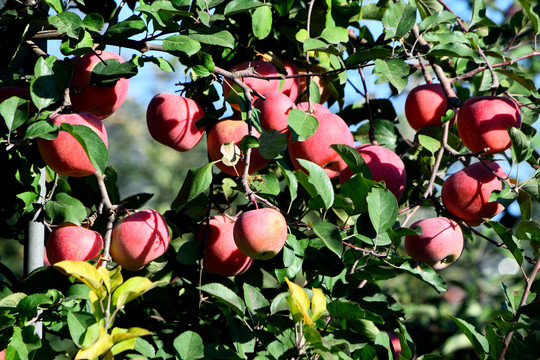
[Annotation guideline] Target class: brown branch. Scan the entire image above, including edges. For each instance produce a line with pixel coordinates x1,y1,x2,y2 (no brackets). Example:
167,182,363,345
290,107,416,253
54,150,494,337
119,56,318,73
94,172,119,268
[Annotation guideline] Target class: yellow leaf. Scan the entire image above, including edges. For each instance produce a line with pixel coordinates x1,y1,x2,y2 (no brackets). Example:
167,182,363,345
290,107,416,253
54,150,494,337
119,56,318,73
88,290,105,326
54,260,107,299
310,287,326,322
112,277,164,309
109,327,152,356
75,326,113,360
284,277,313,326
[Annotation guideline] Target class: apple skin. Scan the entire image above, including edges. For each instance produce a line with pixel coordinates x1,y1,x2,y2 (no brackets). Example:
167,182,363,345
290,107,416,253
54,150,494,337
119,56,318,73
404,83,448,130
146,93,206,151
45,223,104,265
37,112,108,177
207,117,270,176
69,50,130,119
110,209,170,271
405,217,464,270
280,60,301,102
195,215,254,277
288,102,354,179
253,90,295,134
441,161,507,226
223,60,280,111
339,144,407,200
457,96,521,155
233,208,288,260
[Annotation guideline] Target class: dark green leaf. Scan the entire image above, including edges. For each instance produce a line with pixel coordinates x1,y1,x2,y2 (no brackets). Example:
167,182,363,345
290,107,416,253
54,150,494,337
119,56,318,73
486,221,523,265
224,0,266,15
418,10,457,32
163,35,201,56
250,174,280,195
382,2,417,39
509,126,533,163
106,14,146,39
449,315,489,360
367,187,398,242
296,159,334,209
258,129,287,159
288,108,318,142
399,260,447,293
173,331,204,360
373,59,408,93
199,283,246,316
311,221,343,258
188,26,235,48
172,162,214,211
44,192,87,225
331,144,372,179
0,96,29,132
61,123,108,175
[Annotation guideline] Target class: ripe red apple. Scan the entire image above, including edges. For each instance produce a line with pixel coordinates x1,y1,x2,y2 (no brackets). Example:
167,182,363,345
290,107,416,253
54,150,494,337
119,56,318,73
69,50,130,119
288,102,354,179
110,209,170,271
457,96,521,154
195,215,254,277
234,208,288,260
253,90,295,133
146,93,206,151
45,223,103,265
386,331,403,360
404,83,448,130
37,112,108,177
280,60,301,101
207,117,270,176
223,60,280,111
339,144,407,200
405,217,464,270
441,161,507,226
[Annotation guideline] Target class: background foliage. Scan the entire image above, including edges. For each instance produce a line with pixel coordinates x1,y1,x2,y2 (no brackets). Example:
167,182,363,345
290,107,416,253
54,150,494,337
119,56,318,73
1,0,540,359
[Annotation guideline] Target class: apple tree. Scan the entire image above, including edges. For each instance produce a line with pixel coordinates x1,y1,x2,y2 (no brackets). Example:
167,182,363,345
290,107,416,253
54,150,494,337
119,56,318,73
1,0,540,359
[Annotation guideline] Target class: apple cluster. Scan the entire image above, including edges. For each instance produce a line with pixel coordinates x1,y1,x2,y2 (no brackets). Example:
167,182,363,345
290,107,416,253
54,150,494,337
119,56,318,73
402,83,521,270
19,49,173,271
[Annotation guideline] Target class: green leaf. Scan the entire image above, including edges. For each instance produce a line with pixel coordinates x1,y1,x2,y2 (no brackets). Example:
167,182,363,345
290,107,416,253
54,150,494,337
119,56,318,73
113,277,162,310
382,1,417,39
288,108,318,142
0,96,29,133
31,57,59,110
355,119,398,148
399,260,447,293
311,221,343,258
320,26,349,44
518,0,540,35
60,123,108,176
418,10,457,32
428,43,481,61
326,299,384,324
418,134,441,154
106,15,146,39
174,331,204,360
44,0,64,13
171,162,214,211
44,192,87,225
224,0,266,15
277,159,298,205
48,12,84,39
250,173,280,195
331,144,372,179
415,0,444,19
296,159,334,209
367,187,398,244
252,5,272,40
68,311,96,347
258,130,287,159
163,35,201,56
509,127,533,163
199,283,246,316
373,59,409,94
90,59,138,86
243,283,270,315
485,221,523,265
82,13,105,32
10,326,42,359
188,26,235,48
449,315,489,359
345,47,393,67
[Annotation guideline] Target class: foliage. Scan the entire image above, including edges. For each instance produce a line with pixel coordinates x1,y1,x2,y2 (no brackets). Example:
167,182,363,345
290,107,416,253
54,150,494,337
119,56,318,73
1,0,540,359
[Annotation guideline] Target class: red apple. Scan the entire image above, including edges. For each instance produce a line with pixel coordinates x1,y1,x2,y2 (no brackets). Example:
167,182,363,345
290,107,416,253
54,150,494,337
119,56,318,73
457,96,521,154
280,60,301,101
70,50,130,119
195,215,254,277
253,90,295,133
110,209,170,271
405,217,464,270
37,112,108,177
233,208,288,260
288,102,354,179
441,161,507,226
45,223,103,265
146,93,206,151
339,144,407,200
404,83,448,130
207,117,270,176
223,60,280,111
